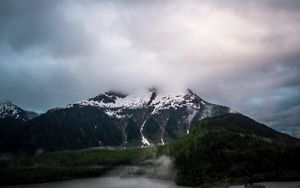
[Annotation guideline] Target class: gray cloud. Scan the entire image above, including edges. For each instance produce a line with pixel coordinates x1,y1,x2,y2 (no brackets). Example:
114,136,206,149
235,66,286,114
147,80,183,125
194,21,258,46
0,0,299,137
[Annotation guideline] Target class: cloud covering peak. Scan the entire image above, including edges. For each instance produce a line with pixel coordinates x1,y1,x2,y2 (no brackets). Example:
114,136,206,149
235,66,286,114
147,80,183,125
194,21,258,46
0,0,300,137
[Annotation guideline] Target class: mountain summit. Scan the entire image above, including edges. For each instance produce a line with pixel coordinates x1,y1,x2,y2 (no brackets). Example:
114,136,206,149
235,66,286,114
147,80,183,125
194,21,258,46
1,89,231,153
0,89,298,154
0,101,38,145
61,89,232,146
0,101,37,121
64,89,232,121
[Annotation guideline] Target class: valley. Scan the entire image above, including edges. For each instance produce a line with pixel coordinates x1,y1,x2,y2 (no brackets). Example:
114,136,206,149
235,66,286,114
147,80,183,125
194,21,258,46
1,90,300,187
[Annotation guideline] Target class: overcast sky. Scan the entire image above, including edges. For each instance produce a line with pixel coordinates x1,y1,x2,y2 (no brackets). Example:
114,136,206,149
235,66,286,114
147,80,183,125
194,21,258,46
0,0,300,137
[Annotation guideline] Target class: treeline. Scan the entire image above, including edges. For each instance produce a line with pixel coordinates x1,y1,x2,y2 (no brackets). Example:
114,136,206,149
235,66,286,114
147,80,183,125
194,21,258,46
159,115,300,186
0,148,154,185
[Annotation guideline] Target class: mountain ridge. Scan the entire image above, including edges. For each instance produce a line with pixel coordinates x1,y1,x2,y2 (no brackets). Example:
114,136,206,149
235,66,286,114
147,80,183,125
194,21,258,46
1,89,233,153
0,101,39,148
0,89,298,154
166,113,300,186
0,101,38,121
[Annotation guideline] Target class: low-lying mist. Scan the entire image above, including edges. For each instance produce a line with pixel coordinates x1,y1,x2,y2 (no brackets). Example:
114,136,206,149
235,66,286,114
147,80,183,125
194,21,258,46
107,155,176,180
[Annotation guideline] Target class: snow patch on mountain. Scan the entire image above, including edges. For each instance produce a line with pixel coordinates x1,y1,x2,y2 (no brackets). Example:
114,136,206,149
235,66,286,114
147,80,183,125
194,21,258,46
65,90,209,119
0,101,38,121
151,93,201,114
104,109,125,119
0,101,23,120
140,120,150,147
71,92,152,110
186,106,197,134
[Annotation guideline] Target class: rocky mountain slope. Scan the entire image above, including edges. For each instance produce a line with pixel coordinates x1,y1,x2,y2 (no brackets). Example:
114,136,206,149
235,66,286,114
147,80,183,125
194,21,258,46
1,89,297,154
0,101,38,141
3,89,232,153
0,101,37,121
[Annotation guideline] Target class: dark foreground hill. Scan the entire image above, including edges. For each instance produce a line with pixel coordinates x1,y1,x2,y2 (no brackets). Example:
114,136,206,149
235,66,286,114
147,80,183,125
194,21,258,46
162,114,300,186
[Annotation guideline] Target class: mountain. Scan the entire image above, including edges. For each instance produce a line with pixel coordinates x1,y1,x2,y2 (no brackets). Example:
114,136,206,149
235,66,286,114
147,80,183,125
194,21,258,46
1,91,299,186
5,89,232,153
0,101,38,121
0,101,38,139
2,89,298,154
166,113,300,186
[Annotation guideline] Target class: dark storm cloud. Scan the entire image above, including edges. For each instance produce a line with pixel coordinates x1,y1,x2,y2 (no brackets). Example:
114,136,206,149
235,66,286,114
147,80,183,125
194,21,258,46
0,0,299,136
0,0,93,57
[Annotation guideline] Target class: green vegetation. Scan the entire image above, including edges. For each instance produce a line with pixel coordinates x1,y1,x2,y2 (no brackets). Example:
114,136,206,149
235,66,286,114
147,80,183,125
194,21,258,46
1,114,300,187
159,116,300,186
0,148,154,186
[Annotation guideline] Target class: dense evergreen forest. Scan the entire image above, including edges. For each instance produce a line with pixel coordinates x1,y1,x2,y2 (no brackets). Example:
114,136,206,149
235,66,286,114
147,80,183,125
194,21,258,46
162,114,300,186
1,114,299,186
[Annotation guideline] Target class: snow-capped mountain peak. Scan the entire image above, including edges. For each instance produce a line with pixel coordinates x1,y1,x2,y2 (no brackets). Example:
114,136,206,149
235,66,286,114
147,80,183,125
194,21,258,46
0,101,38,121
1,89,234,151
41,89,233,147
0,101,24,120
65,89,210,119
